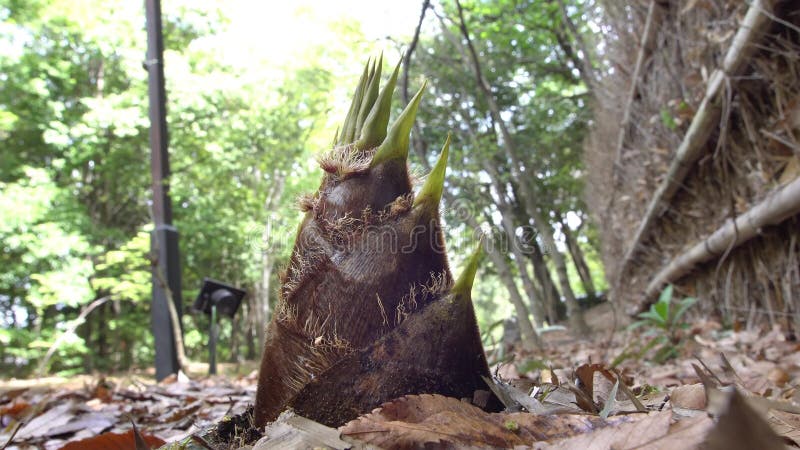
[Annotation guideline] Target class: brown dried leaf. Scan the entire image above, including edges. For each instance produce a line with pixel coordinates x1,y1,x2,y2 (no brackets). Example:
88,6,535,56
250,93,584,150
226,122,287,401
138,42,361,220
0,388,29,404
341,394,610,449
575,364,616,399
646,414,714,450
768,410,800,446
15,401,76,440
670,384,707,410
254,411,350,450
0,399,30,419
59,429,165,450
158,400,202,423
341,394,526,448
533,411,672,450
767,367,790,387
592,371,616,406
48,413,115,437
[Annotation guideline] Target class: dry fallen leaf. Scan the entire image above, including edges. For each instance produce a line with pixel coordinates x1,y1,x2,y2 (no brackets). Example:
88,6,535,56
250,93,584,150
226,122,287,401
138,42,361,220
59,429,165,450
670,384,707,410
253,410,350,450
0,399,30,419
768,409,800,446
340,394,615,449
646,414,714,450
533,410,672,450
15,401,76,440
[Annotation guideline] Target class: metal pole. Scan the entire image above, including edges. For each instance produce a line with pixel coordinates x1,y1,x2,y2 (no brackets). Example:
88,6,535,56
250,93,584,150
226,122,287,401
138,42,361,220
145,0,183,381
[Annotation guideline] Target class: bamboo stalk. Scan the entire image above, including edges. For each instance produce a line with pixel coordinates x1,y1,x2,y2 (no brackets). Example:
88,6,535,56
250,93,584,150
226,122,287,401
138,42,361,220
619,0,777,272
645,176,800,297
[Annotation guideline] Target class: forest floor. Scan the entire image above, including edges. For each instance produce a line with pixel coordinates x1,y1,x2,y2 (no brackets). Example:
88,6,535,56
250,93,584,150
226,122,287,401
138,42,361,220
2,303,799,449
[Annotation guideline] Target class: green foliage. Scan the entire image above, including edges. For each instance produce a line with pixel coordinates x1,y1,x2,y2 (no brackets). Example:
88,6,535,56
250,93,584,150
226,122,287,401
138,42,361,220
0,0,338,376
659,108,677,131
614,285,697,365
407,0,605,324
630,285,697,335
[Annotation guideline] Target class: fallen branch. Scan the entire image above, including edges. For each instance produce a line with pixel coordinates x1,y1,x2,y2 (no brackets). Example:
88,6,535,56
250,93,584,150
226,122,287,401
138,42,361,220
645,176,800,298
619,0,777,273
36,296,110,377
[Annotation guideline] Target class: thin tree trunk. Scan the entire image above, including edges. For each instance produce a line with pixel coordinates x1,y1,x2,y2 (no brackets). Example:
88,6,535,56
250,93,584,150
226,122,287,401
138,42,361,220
403,0,431,104
512,189,562,323
245,303,256,360
122,304,133,371
97,301,107,370
467,215,540,348
454,95,548,328
558,214,596,297
501,208,547,329
253,172,286,355
453,0,589,335
554,0,598,90
256,253,275,352
403,0,432,162
527,237,561,324
111,298,122,371
483,163,547,328
402,6,538,346
80,305,94,372
230,282,242,363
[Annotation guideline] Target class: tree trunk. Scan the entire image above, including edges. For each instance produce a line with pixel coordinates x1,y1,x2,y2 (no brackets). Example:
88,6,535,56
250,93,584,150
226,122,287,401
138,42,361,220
401,11,540,345
484,243,540,348
111,298,122,371
504,212,547,329
230,299,241,364
255,252,274,355
483,163,547,328
253,173,285,355
453,0,589,336
80,306,94,372
245,302,256,360
466,214,541,348
554,0,598,91
531,202,589,334
97,301,108,370
559,214,596,297
527,236,561,324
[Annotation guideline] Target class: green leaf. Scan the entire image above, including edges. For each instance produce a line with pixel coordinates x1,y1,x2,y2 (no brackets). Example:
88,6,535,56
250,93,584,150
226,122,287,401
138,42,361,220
660,108,676,130
627,320,650,331
658,284,674,304
672,296,697,324
517,359,549,373
637,310,667,328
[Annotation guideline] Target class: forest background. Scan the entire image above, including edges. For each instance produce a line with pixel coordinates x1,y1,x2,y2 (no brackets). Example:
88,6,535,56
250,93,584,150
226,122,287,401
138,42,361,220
0,0,607,377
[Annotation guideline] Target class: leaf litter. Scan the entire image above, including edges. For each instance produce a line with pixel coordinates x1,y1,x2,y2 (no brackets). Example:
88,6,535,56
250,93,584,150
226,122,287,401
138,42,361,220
2,311,799,449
